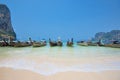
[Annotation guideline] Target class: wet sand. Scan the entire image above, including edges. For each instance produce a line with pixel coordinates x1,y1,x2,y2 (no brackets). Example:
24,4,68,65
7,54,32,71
0,67,120,80
0,47,120,80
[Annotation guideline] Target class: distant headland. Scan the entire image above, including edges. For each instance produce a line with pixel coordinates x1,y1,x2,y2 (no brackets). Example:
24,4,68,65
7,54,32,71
93,30,120,42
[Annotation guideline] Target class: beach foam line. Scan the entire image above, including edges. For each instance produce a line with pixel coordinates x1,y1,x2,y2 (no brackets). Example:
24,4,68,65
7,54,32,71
0,59,120,76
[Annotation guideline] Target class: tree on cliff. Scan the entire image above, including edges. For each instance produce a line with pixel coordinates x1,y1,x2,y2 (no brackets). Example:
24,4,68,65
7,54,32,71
0,4,16,40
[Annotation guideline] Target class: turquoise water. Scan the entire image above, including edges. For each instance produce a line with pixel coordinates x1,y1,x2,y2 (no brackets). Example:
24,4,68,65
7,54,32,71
0,43,120,75
0,43,120,58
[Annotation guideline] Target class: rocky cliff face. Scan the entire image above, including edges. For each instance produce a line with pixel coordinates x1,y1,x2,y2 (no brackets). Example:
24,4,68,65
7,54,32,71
93,30,120,42
0,4,16,40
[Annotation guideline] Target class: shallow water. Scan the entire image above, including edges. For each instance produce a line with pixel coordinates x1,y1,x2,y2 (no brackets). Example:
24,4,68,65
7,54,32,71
0,44,120,76
0,44,119,58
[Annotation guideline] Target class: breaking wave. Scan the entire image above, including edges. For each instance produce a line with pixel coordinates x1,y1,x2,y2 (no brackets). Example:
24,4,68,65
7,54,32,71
0,59,120,76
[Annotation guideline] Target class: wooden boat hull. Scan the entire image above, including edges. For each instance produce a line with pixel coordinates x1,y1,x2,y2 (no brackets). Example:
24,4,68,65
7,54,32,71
104,44,120,48
32,42,46,47
77,42,88,46
14,43,31,47
0,42,9,47
67,42,73,47
57,42,63,46
49,42,57,47
88,43,98,46
49,41,63,47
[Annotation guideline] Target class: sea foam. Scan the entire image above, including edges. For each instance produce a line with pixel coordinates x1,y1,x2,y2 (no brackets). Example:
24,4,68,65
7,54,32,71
0,59,120,76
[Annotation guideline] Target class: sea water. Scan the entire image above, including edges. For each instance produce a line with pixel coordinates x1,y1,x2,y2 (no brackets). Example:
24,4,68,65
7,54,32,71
0,43,120,76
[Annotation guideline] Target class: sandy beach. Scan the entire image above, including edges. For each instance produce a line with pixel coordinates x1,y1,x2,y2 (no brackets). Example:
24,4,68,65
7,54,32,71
0,56,120,80
0,67,120,80
0,46,120,80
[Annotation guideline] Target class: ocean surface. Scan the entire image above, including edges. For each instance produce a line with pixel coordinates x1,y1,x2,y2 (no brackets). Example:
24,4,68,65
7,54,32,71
0,43,120,76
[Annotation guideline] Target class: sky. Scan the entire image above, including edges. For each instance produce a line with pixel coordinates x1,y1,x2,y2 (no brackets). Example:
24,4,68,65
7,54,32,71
0,0,120,41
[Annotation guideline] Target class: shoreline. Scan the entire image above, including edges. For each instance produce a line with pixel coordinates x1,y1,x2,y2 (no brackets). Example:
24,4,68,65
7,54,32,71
0,55,120,76
0,67,120,80
0,47,120,80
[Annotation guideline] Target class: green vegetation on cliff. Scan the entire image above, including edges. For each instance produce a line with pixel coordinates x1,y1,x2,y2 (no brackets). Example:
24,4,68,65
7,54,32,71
93,30,120,42
0,4,16,40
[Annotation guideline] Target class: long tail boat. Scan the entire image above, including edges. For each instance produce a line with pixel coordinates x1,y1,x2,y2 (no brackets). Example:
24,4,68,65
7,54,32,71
32,40,46,47
104,40,120,48
0,39,9,47
49,38,63,47
14,41,31,47
87,41,98,46
77,41,88,46
67,38,73,47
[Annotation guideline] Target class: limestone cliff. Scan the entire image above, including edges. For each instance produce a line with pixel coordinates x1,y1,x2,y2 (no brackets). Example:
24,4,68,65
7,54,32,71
93,30,120,42
0,4,16,40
